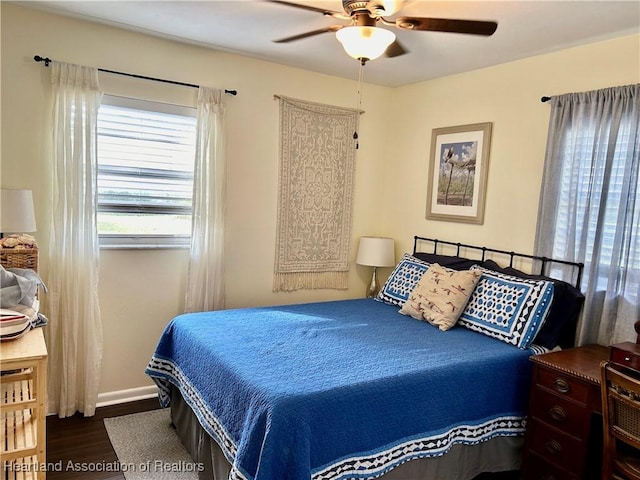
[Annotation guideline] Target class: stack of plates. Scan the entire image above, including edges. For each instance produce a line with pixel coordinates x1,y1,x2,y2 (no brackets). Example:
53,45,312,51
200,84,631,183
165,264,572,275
0,309,31,341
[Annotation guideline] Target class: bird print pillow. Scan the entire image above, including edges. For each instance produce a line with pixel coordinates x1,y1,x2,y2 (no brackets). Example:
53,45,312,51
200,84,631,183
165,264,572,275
399,264,481,331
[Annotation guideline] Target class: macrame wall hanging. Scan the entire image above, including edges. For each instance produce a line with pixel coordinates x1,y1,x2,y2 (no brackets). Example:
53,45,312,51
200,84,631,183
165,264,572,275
273,95,360,291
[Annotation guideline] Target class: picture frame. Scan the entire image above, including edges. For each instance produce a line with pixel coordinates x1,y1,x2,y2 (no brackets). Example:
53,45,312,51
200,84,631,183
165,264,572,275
425,122,492,224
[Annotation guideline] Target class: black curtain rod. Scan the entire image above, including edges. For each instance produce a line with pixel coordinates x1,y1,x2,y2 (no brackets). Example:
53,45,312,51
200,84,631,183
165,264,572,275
34,55,237,96
541,96,551,102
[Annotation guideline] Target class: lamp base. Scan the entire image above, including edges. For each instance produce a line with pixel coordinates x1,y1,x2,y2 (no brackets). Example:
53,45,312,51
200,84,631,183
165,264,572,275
366,266,379,298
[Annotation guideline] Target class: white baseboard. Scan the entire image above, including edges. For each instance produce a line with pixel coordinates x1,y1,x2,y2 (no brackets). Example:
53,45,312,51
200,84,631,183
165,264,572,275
96,385,158,408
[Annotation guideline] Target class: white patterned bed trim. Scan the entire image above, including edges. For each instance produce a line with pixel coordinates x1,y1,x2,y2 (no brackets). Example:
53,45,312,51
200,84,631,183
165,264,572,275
146,357,245,478
527,344,550,355
312,417,525,480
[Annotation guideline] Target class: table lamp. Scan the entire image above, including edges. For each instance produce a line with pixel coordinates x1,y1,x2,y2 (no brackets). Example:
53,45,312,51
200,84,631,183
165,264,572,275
0,189,37,238
356,236,395,298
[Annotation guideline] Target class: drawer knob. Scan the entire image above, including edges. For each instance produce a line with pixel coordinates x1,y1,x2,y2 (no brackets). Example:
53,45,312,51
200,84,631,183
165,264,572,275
548,405,567,422
553,377,570,393
545,439,563,455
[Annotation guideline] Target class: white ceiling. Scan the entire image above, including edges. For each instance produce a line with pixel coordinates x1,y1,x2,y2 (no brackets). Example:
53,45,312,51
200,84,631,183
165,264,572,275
20,0,640,87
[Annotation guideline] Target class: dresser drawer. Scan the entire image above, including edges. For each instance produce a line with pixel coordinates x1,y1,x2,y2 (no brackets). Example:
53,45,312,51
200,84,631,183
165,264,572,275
536,367,590,404
527,418,585,473
610,343,640,373
521,451,578,480
523,346,609,479
529,387,589,438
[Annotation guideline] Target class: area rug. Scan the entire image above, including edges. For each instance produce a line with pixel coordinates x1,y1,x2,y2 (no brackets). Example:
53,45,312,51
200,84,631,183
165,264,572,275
104,408,200,480
274,95,359,291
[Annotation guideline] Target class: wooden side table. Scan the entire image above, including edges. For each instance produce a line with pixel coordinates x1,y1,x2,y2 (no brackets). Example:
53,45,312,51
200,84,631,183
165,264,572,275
520,344,609,480
1,327,48,480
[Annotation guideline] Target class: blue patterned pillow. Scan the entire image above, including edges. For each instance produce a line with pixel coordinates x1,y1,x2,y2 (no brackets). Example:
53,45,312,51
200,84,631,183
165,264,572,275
458,265,555,349
375,253,431,307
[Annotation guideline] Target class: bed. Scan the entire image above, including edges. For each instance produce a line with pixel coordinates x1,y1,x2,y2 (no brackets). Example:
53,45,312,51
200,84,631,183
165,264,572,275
146,237,586,480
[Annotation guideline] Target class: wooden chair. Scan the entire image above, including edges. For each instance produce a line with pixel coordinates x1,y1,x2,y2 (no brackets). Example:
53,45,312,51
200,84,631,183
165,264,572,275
601,360,640,480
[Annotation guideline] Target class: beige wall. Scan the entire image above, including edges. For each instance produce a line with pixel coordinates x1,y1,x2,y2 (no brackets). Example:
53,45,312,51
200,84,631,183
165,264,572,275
1,4,391,398
385,33,640,257
1,3,638,401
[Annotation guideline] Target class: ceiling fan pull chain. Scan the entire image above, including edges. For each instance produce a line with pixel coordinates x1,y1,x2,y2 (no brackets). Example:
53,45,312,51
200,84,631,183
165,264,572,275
354,61,364,150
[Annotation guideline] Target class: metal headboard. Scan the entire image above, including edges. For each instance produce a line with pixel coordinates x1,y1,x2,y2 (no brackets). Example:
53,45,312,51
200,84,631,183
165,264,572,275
413,236,584,290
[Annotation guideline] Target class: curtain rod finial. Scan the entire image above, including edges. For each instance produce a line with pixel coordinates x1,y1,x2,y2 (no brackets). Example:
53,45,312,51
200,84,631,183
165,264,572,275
34,55,51,67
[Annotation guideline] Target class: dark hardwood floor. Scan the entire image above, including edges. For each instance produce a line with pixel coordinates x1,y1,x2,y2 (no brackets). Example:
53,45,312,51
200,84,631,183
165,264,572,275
46,398,160,480
45,399,519,480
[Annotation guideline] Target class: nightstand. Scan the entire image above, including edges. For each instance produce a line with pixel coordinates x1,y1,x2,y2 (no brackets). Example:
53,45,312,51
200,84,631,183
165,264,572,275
520,344,609,480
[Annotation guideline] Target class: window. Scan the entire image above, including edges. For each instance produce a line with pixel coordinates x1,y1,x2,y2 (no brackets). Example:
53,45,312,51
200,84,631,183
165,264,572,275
553,111,640,287
536,86,639,345
97,95,197,248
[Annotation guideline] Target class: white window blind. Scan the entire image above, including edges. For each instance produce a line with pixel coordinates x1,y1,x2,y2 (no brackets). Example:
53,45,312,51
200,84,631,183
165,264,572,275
97,95,197,248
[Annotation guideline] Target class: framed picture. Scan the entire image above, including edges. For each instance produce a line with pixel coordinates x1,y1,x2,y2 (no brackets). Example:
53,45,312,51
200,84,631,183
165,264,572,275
425,122,492,224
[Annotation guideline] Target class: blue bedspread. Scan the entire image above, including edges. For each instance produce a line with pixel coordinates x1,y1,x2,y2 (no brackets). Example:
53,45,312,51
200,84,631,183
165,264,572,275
146,299,535,480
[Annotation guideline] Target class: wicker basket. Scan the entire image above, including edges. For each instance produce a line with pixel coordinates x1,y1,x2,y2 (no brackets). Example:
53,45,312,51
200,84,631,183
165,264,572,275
0,248,39,272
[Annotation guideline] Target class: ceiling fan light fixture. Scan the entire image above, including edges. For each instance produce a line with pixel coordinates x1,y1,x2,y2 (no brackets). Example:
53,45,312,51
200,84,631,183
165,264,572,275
336,26,396,62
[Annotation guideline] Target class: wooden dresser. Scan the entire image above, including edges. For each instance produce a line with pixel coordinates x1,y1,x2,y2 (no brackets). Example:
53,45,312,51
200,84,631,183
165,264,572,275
1,327,48,480
520,344,609,480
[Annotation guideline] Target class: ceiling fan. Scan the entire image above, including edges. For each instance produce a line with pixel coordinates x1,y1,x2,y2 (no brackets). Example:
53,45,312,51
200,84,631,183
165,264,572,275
270,0,498,63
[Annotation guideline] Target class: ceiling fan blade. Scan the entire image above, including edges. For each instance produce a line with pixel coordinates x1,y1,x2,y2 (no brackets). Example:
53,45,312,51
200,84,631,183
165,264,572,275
268,0,346,19
274,25,343,43
395,17,498,36
385,39,408,58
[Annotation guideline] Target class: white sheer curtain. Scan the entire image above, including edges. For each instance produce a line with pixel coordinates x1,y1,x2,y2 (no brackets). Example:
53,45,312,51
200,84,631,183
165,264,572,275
534,84,640,346
46,62,103,417
184,87,226,312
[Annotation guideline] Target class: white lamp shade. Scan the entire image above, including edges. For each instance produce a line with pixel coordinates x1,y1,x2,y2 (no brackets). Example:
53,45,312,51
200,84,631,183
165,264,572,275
0,189,36,233
336,26,396,61
356,236,395,267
